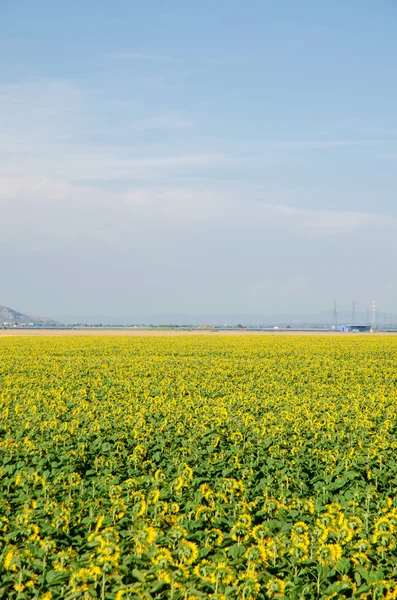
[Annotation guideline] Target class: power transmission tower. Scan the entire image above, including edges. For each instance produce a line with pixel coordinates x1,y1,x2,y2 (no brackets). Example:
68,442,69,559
332,298,338,330
351,301,357,326
371,300,377,331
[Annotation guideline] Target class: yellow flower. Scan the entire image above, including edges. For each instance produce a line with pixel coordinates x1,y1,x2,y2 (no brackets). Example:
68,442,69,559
148,489,160,504
252,524,270,541
152,548,174,566
206,528,223,547
237,569,261,598
215,562,234,584
317,543,343,566
3,550,14,570
266,577,286,598
95,515,105,531
179,539,199,564
193,559,216,584
291,521,308,536
374,516,394,536
158,570,171,584
174,476,186,491
145,526,157,546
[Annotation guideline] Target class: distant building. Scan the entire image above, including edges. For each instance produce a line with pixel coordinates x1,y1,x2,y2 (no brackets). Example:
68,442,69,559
338,324,371,332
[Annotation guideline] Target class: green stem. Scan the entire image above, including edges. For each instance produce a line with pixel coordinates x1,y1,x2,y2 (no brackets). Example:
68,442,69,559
101,572,106,600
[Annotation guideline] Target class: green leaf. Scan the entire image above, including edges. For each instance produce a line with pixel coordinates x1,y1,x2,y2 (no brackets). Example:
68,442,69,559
132,568,146,582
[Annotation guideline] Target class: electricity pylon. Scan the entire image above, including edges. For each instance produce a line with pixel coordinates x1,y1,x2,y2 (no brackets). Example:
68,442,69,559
332,298,338,330
351,301,357,326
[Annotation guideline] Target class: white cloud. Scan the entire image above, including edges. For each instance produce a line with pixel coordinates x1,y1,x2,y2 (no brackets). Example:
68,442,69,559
125,114,194,130
1,78,396,252
106,51,184,63
261,203,397,235
2,167,396,244
120,153,231,169
123,187,232,222
251,140,370,152
0,79,230,185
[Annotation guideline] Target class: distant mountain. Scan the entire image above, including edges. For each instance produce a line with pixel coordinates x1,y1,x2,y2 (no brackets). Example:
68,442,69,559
0,305,60,326
50,310,376,327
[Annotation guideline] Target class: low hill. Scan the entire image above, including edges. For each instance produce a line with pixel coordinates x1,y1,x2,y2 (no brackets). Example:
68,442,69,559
0,305,60,326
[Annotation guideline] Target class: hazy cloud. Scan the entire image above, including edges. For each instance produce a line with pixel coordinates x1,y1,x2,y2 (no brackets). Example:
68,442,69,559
106,51,184,63
1,75,397,316
261,203,397,236
260,140,370,150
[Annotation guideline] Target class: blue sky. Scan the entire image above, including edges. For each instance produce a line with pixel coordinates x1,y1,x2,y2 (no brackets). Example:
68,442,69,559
1,1,397,318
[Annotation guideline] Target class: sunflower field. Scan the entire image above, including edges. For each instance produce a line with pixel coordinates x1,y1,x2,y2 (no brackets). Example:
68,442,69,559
1,335,397,599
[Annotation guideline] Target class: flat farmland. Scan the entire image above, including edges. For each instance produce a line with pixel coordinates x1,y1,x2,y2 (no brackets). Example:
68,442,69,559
1,335,397,599
2,328,397,337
